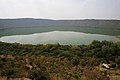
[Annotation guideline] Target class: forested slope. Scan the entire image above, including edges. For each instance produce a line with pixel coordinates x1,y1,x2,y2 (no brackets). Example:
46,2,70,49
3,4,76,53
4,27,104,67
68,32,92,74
0,41,120,80
0,18,120,29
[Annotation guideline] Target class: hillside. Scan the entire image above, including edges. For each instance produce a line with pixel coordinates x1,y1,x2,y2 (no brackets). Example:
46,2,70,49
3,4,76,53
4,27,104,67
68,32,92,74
0,41,120,80
0,18,120,29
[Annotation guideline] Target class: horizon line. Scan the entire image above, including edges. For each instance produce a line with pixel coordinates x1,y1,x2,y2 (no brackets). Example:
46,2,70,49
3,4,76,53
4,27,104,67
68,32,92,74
0,17,120,20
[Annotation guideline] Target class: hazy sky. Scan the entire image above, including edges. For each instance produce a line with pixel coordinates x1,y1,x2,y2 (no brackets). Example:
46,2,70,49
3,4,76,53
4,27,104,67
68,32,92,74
0,0,120,19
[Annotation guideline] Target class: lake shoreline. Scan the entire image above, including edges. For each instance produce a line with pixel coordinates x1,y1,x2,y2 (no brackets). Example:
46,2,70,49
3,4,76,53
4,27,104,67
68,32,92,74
0,31,119,45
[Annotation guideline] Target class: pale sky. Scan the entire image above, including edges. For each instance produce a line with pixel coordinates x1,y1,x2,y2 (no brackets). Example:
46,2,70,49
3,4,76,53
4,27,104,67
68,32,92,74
0,0,120,19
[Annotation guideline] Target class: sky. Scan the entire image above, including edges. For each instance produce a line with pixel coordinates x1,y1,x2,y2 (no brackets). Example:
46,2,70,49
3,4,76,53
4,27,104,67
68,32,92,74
0,0,120,19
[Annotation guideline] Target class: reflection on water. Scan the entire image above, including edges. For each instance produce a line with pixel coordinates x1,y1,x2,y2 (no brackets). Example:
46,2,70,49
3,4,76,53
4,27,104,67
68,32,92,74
0,31,119,45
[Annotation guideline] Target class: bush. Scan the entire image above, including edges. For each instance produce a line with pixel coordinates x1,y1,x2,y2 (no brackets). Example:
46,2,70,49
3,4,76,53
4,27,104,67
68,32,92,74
28,67,50,80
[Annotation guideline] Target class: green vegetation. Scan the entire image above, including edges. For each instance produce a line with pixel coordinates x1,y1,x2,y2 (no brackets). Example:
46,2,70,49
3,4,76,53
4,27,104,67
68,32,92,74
0,26,120,37
0,40,120,80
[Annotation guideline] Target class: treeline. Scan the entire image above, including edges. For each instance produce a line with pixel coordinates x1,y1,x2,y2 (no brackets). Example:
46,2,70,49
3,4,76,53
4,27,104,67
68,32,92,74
0,41,120,80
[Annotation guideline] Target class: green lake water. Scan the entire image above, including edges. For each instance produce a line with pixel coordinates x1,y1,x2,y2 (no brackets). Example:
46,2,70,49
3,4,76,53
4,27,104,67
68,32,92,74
0,31,119,45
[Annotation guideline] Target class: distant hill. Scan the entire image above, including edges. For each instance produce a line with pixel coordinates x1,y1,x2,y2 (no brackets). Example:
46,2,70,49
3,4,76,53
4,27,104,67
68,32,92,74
0,18,120,29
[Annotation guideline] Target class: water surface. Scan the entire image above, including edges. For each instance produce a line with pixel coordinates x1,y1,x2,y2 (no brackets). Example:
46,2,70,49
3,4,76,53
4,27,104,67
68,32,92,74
0,31,119,45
